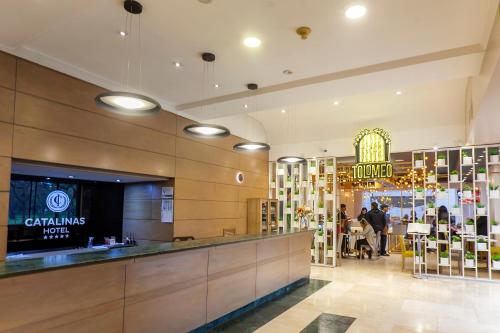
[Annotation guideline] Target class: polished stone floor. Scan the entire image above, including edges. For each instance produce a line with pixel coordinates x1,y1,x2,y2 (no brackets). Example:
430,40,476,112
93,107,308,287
253,255,500,333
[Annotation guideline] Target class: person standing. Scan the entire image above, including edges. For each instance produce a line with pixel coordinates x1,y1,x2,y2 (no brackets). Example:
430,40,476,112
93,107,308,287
380,204,390,256
337,204,351,257
366,202,385,256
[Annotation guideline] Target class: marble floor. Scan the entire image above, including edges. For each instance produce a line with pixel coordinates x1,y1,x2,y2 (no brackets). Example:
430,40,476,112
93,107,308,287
252,255,500,333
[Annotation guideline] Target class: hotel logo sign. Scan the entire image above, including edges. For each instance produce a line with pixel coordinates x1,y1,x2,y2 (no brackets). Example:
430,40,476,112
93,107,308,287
352,128,393,180
24,190,85,240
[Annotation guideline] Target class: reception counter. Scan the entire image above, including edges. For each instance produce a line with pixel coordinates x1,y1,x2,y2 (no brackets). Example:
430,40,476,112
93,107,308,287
0,229,313,333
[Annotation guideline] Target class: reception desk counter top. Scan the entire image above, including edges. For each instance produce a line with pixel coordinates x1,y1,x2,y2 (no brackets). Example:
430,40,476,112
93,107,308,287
0,228,313,278
0,229,313,333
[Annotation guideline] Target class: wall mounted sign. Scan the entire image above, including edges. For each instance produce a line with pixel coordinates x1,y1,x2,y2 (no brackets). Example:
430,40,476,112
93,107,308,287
161,187,174,223
24,190,85,240
352,128,393,180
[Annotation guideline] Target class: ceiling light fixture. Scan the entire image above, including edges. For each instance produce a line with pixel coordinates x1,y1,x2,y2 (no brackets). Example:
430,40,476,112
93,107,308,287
433,146,438,150
334,100,340,105
277,156,306,164
214,83,220,88
281,109,286,113
119,31,127,37
345,5,367,19
233,83,271,152
396,90,402,95
244,104,248,109
243,37,261,48
173,61,182,68
183,52,231,138
68,175,74,179
116,179,121,182
95,1,161,116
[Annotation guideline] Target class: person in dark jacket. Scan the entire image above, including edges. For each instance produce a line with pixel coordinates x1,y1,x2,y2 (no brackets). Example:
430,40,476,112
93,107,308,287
357,207,368,222
380,204,390,256
366,202,386,255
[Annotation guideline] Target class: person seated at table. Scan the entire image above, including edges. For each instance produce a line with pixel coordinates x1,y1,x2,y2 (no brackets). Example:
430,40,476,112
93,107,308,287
355,218,376,259
357,207,368,222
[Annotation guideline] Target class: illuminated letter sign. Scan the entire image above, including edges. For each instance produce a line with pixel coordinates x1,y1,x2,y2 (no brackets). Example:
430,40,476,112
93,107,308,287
352,128,393,180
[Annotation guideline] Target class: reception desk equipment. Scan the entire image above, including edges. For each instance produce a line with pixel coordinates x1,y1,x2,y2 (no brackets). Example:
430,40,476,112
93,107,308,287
0,229,313,333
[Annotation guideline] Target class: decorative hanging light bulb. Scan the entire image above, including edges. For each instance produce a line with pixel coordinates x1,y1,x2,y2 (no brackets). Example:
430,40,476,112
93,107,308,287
183,52,231,138
232,83,271,152
95,0,161,115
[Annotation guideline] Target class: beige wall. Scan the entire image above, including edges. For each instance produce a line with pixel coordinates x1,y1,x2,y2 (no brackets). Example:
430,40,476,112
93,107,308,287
0,51,268,259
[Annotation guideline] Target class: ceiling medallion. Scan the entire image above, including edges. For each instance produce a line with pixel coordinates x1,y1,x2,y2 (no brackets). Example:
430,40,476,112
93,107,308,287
95,1,160,116
277,156,307,164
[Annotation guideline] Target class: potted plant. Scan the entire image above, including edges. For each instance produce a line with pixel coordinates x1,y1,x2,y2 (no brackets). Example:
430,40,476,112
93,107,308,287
451,204,461,216
436,186,447,199
427,170,436,183
415,187,424,199
427,235,437,249
490,184,499,198
477,237,488,251
438,219,448,232
439,251,449,266
293,188,300,200
465,251,475,268
437,153,446,166
309,160,317,174
415,250,423,264
462,151,473,165
318,201,325,214
415,219,424,224
414,153,424,168
277,164,284,175
450,170,459,182
278,189,284,200
452,235,462,250
286,176,293,187
477,203,486,216
492,254,500,269
462,184,473,199
489,147,499,163
477,167,486,181
326,159,334,173
327,245,334,257
465,219,475,234
286,202,292,214
426,201,436,216
492,220,500,234
316,229,324,242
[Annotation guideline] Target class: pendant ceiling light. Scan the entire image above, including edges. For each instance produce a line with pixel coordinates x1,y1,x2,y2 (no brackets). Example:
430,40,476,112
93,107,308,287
183,52,230,138
233,83,271,152
95,0,161,116
276,105,306,164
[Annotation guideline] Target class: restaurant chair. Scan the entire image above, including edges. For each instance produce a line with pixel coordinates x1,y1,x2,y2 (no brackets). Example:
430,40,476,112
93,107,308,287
398,235,414,271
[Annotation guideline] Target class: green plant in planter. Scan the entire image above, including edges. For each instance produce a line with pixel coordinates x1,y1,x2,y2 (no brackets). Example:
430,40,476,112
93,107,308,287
427,170,435,176
327,217,333,222
492,219,498,226
489,147,499,156
310,161,316,167
465,251,475,260
489,184,499,190
416,187,424,193
450,170,458,175
438,186,446,192
294,189,299,195
438,219,448,224
477,237,487,244
439,251,449,258
453,204,459,208
492,254,500,262
319,175,325,180
452,235,461,242
414,153,423,161
286,202,291,208
465,219,475,225
326,245,333,251
462,151,471,157
326,160,334,167
463,184,473,191
437,153,446,159
318,230,324,237
279,189,284,196
427,201,435,208
287,176,292,182
478,167,486,174
428,236,437,241
318,202,324,209
477,203,485,209
311,242,315,249
415,219,424,224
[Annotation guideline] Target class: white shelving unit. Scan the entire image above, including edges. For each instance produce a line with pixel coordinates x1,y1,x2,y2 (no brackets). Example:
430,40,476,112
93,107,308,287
411,144,500,281
269,157,337,266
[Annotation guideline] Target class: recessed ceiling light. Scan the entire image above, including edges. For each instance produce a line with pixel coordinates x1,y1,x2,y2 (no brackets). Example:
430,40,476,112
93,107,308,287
68,175,74,179
119,31,127,37
345,5,367,19
214,83,220,88
281,109,286,113
244,104,248,109
243,37,261,48
46,177,51,180
173,61,182,68
334,101,340,106
116,179,121,182
396,90,403,95
433,146,438,150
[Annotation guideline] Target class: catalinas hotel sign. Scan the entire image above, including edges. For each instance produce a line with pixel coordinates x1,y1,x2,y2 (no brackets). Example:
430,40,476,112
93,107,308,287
352,128,393,180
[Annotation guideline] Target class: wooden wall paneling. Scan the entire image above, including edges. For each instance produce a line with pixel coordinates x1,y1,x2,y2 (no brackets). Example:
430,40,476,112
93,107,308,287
176,137,239,170
174,178,239,202
238,154,269,173
0,192,9,227
174,200,240,220
175,158,240,186
0,226,6,261
15,60,177,135
0,122,13,157
124,249,208,333
122,219,172,242
14,93,176,156
238,186,268,202
206,241,257,322
173,219,241,238
0,260,129,332
0,157,11,191
0,87,14,123
12,126,175,177
0,52,16,90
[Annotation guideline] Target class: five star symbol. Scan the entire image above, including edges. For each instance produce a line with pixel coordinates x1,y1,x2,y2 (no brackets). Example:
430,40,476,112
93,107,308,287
43,234,70,240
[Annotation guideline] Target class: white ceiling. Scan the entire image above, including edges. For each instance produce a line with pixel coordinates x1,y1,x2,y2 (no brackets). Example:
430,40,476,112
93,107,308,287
1,0,499,157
